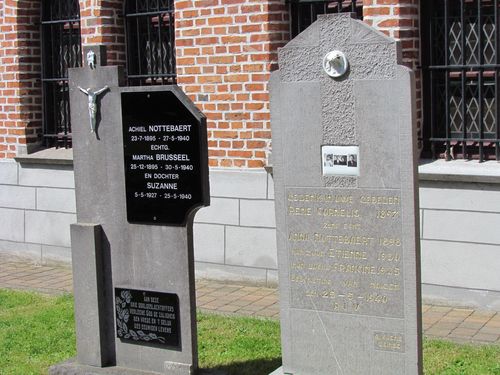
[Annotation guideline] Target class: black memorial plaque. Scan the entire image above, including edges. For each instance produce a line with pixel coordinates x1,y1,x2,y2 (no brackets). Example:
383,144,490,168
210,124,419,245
122,89,209,225
115,288,180,348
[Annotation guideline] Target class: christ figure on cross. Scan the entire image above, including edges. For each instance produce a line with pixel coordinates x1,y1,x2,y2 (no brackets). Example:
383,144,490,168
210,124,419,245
77,86,109,133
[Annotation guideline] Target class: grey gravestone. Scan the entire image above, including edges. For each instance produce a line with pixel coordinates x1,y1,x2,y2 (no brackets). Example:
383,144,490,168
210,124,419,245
50,46,209,375
270,14,422,375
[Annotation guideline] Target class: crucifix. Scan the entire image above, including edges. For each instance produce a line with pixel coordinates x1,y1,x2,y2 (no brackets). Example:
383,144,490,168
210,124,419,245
77,86,109,133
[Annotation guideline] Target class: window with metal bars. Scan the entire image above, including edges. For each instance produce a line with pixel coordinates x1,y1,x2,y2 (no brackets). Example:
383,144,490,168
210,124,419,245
125,0,176,86
422,0,500,161
41,0,82,148
288,0,363,38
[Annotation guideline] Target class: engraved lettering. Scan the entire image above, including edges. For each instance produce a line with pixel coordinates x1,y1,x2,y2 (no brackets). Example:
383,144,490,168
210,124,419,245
151,144,170,151
374,332,404,353
132,154,154,161
146,182,178,190
148,124,192,132
376,210,400,219
288,206,313,216
155,154,190,161
360,196,400,205
288,232,309,241
285,187,404,319
316,207,360,217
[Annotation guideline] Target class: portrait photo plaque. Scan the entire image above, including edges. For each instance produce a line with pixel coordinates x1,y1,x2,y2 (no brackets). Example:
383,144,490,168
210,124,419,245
322,145,360,176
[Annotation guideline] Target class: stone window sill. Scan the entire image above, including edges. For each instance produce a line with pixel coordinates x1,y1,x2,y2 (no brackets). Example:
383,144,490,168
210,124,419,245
266,159,500,184
14,148,73,166
419,159,500,184
11,152,499,184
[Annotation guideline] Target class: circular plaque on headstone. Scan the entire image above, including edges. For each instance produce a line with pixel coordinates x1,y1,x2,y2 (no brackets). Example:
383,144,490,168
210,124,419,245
322,50,349,78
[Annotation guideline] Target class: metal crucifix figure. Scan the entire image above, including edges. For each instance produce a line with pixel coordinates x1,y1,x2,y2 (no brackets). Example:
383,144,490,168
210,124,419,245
77,86,109,133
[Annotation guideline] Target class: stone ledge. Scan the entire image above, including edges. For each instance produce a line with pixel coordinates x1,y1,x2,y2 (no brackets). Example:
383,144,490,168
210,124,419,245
419,159,500,184
10,153,500,185
50,360,163,375
15,148,73,166
50,359,223,375
268,367,284,375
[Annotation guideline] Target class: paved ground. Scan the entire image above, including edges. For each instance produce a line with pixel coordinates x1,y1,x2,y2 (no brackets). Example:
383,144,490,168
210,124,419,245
1,254,499,345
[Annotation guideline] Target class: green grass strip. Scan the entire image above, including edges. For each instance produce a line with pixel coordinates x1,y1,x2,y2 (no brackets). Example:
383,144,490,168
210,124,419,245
0,289,76,375
197,312,281,374
423,338,500,375
1,289,500,375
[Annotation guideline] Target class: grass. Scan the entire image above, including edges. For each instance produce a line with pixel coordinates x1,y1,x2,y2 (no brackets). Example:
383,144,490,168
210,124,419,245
197,312,281,374
423,338,500,375
0,289,499,375
0,289,75,375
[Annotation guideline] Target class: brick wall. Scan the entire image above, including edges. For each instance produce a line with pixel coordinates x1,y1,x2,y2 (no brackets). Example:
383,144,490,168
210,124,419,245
79,0,126,66
0,0,424,161
363,0,422,148
174,0,289,168
0,1,42,159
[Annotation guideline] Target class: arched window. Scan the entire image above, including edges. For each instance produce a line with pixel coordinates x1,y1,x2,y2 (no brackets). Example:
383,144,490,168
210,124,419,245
125,0,176,85
41,0,82,148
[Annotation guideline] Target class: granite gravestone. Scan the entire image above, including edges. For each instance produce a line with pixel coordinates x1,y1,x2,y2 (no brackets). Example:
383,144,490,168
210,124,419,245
270,14,422,375
50,46,209,375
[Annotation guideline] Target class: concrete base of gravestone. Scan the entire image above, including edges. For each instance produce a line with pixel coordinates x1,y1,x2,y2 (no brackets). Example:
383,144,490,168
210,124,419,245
49,359,193,375
49,360,231,375
268,367,284,375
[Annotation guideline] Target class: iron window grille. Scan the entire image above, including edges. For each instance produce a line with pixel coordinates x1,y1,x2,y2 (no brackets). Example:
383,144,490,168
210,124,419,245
422,0,500,161
125,0,176,86
41,0,82,148
288,0,363,38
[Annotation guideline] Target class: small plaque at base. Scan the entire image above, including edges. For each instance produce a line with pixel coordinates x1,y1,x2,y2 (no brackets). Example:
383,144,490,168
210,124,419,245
115,288,180,348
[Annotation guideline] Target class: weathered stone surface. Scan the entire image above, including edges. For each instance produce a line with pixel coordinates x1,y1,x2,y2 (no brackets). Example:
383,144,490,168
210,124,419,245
193,223,225,264
25,211,76,247
240,200,276,228
225,226,277,269
70,224,114,367
209,169,268,199
52,53,207,374
19,164,75,188
270,14,421,375
36,187,76,213
194,197,239,225
0,207,24,242
49,359,222,375
0,160,18,185
0,185,35,209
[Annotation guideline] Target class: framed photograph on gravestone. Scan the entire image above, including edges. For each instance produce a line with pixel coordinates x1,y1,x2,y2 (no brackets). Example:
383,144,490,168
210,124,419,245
322,145,360,176
121,88,209,226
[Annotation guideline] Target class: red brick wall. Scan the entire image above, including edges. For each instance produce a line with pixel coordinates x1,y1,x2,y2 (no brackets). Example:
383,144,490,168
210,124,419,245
363,0,422,148
175,0,289,168
0,0,42,159
0,0,127,159
0,0,423,161
80,0,126,66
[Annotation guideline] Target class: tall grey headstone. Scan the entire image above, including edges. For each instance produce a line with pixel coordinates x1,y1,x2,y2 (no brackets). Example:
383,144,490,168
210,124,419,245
270,14,422,375
50,46,209,375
